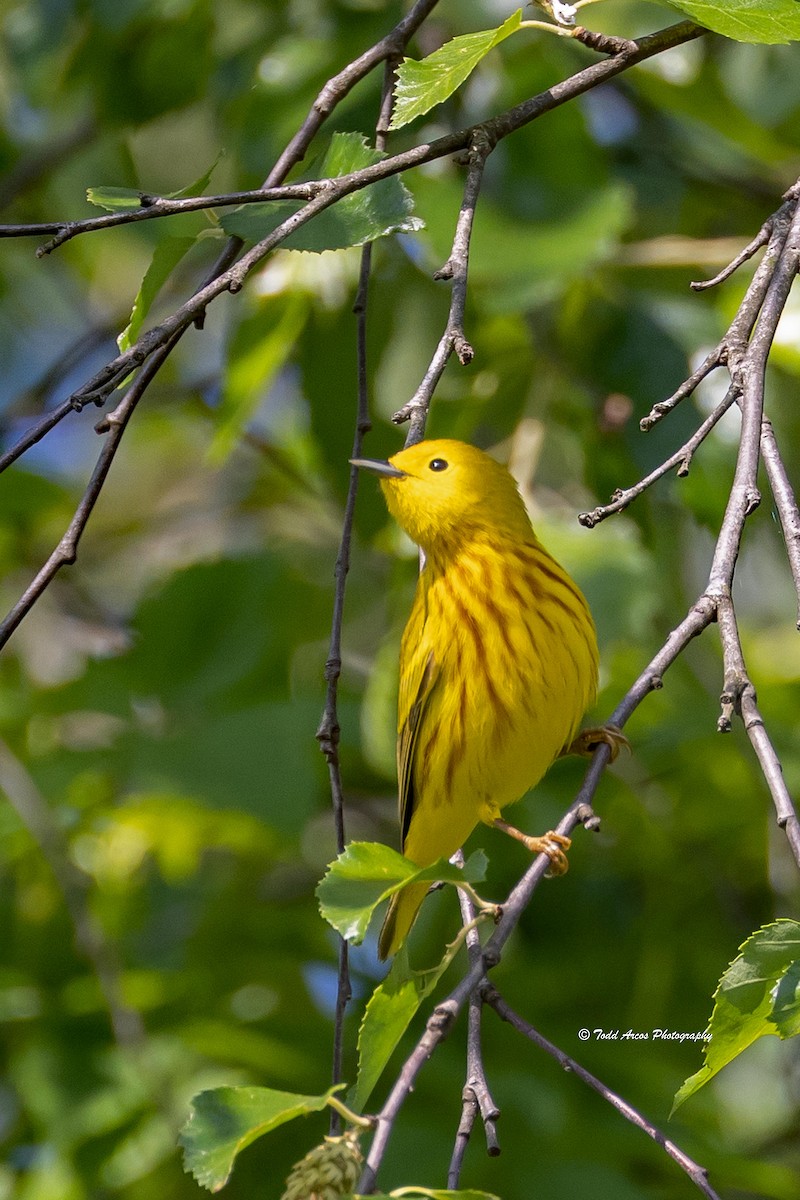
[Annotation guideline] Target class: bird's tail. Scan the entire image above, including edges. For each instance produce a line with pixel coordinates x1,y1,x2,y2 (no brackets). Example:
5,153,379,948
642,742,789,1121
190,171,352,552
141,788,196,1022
377,880,431,961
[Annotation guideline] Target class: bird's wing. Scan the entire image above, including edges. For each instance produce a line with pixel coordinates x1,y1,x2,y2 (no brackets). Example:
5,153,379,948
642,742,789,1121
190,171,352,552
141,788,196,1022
397,592,440,850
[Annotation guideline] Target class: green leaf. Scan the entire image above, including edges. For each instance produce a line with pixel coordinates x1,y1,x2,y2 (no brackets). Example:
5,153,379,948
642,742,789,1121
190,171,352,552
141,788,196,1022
316,842,487,945
165,152,223,199
117,236,197,354
86,185,149,211
390,9,523,130
220,131,423,251
179,1084,343,1191
772,959,800,1037
672,919,800,1112
350,935,465,1112
662,0,800,43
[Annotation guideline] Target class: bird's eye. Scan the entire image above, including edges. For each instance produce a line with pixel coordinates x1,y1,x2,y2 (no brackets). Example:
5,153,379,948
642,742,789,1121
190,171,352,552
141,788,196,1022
428,458,448,472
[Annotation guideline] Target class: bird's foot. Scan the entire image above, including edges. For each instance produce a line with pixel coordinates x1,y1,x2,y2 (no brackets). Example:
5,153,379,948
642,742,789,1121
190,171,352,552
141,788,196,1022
563,723,630,762
493,818,571,876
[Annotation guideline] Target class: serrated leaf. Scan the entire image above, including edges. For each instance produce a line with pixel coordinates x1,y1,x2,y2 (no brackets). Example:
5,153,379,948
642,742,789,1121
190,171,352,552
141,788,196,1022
662,0,800,43
220,131,422,251
117,236,197,355
86,185,148,211
672,919,800,1113
390,9,523,130
350,931,466,1111
316,842,487,945
179,1084,342,1191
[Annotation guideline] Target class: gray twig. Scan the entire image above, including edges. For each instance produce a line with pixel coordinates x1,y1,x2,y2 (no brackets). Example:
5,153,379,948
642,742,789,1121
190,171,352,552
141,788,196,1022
0,334,179,652
447,865,501,1186
579,385,739,528
320,55,402,1138
483,988,723,1200
357,580,729,1192
1,19,704,484
581,179,800,867
393,129,492,443
0,183,320,252
761,416,800,629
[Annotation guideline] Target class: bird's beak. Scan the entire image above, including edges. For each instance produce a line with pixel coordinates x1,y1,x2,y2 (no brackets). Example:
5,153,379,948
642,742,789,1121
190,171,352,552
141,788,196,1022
350,457,406,479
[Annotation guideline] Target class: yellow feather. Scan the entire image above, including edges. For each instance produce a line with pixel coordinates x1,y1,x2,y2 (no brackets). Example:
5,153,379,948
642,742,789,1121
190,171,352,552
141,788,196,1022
358,439,599,960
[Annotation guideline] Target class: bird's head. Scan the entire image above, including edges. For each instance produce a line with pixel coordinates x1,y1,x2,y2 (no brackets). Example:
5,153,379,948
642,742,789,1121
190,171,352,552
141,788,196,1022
351,438,533,555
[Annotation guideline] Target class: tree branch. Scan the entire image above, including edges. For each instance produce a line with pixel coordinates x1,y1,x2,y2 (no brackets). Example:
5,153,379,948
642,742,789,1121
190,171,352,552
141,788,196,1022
578,386,739,528
446,869,501,1186
760,416,800,629
393,129,491,443
580,179,800,869
1,20,704,491
482,987,723,1200
320,56,403,1138
0,331,180,651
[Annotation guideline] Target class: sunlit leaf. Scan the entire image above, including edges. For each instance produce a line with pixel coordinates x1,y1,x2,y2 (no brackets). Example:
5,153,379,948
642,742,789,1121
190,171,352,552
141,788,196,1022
179,1084,342,1191
662,0,800,43
673,920,800,1112
390,9,523,129
316,842,487,944
86,186,149,211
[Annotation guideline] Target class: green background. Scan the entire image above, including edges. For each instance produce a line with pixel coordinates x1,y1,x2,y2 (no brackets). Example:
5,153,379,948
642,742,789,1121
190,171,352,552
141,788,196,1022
0,1,799,1197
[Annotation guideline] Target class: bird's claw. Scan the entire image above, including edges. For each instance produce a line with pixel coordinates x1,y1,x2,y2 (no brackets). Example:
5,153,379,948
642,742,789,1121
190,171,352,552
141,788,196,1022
524,830,572,876
564,723,630,762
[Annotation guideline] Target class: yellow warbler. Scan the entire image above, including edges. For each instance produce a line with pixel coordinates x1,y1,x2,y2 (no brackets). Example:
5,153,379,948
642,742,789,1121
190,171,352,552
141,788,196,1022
352,439,608,960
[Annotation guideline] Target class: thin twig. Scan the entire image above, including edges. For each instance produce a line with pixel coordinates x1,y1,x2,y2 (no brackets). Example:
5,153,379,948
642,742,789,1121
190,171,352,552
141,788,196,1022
356,594,716,1191
638,346,726,432
689,179,800,292
0,183,320,252
578,386,740,528
690,222,773,291
716,596,800,866
585,180,800,868
0,333,180,651
571,26,638,55
0,1,445,471
483,988,723,1200
761,417,800,629
447,864,501,1185
0,19,704,486
638,210,787,433
394,129,491,442
266,0,442,185
321,53,403,1136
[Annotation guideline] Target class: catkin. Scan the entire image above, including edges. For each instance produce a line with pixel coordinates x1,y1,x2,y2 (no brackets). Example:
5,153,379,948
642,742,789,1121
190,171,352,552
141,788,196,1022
280,1130,363,1200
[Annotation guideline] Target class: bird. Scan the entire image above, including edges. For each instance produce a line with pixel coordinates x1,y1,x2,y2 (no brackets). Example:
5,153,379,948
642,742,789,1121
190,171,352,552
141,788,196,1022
351,438,619,960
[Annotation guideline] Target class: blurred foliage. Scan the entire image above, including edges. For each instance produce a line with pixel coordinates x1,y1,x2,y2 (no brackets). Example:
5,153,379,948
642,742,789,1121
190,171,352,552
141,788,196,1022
1,1,800,1199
